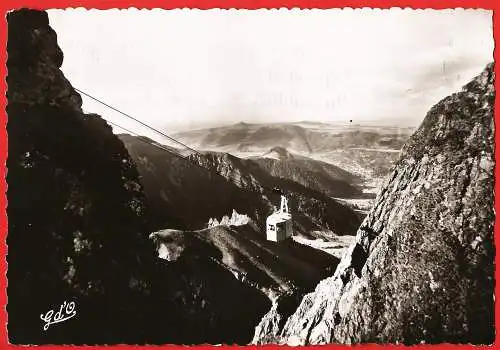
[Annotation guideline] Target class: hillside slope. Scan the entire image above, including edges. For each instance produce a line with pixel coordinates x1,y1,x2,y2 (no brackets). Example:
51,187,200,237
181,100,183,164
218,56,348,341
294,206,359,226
120,135,362,237
120,134,269,230
150,224,344,344
254,64,495,345
151,225,340,297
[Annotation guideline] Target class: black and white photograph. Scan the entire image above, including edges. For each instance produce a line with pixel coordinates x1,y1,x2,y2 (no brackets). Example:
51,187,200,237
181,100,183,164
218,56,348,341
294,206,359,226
6,7,494,345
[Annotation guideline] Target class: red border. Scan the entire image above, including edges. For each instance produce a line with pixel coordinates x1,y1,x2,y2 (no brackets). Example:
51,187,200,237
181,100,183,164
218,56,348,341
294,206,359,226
0,0,498,10
0,1,497,349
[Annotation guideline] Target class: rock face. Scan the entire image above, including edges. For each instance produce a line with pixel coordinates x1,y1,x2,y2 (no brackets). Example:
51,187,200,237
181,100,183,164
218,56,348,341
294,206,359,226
254,64,495,345
6,9,157,344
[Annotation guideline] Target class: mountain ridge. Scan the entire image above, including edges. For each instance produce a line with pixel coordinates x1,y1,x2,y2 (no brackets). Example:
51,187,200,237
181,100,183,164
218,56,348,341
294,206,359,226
120,134,362,237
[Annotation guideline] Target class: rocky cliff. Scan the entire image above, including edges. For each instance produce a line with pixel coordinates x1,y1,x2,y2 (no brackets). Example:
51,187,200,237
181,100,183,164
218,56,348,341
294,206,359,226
254,63,495,345
6,9,158,343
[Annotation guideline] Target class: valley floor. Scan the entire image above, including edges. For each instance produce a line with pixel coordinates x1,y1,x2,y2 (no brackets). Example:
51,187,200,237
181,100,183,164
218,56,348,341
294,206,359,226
292,234,355,259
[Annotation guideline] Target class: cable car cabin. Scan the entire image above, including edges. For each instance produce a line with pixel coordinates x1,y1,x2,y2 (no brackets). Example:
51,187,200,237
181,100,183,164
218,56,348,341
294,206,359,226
266,195,293,242
266,215,292,242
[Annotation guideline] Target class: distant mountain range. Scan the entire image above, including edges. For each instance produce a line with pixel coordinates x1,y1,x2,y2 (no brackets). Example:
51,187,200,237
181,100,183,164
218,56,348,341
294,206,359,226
173,121,413,156
172,121,414,192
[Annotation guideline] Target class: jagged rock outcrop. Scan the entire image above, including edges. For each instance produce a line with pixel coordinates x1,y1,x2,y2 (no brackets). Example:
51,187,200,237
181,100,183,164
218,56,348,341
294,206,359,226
252,293,304,344
208,217,220,227
208,209,251,228
254,64,495,345
148,224,342,344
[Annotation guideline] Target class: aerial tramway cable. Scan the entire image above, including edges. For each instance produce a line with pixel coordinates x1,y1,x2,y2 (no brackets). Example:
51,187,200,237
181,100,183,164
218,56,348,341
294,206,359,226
75,87,201,156
105,119,192,161
104,118,232,183
77,87,281,196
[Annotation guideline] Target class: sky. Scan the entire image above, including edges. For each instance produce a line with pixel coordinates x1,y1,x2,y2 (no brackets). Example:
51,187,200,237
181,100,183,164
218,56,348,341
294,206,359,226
48,9,493,133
